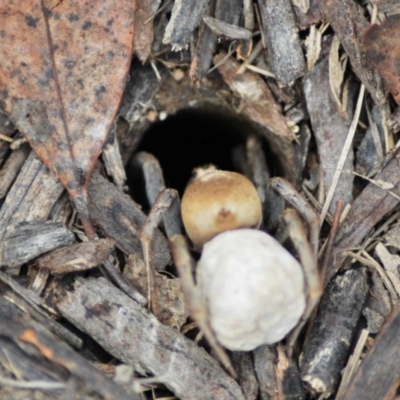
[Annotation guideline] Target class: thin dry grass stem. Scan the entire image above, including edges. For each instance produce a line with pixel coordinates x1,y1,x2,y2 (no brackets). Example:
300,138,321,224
207,42,237,74
254,3,266,48
319,84,365,228
245,64,275,78
336,329,370,400
0,133,13,142
302,184,333,224
236,40,263,74
150,60,162,81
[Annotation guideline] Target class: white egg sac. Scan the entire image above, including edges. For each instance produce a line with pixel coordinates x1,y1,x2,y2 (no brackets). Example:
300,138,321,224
196,229,306,351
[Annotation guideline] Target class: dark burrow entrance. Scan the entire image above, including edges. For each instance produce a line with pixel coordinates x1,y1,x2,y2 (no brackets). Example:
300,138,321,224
127,107,273,209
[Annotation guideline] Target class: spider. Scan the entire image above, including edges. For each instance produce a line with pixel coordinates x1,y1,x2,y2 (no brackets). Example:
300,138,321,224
134,151,322,378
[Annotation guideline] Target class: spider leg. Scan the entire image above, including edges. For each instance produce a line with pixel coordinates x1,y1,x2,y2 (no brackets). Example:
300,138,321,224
133,152,182,315
170,234,238,379
282,208,322,354
268,177,320,260
140,188,181,316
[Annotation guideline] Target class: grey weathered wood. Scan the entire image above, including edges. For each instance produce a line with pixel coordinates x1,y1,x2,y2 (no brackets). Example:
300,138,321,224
231,351,259,400
0,152,64,247
189,0,217,84
56,276,245,400
253,344,277,400
0,221,75,267
163,0,208,50
0,144,30,198
342,302,400,400
304,57,354,215
301,268,368,396
330,145,400,280
88,172,170,271
2,291,83,350
0,319,135,400
37,239,115,275
258,0,306,86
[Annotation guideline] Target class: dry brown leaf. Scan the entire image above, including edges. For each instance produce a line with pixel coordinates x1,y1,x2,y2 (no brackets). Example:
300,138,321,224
364,14,400,104
0,1,135,235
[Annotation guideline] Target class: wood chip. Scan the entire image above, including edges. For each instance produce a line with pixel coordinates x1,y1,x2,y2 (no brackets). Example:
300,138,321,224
55,276,245,400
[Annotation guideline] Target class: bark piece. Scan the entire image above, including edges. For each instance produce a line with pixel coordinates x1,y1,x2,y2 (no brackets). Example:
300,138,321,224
318,0,386,107
102,128,127,191
301,268,368,396
0,143,31,199
0,221,75,268
134,0,161,62
364,15,400,104
190,0,241,84
189,0,217,85
342,302,400,400
55,276,245,400
253,344,277,400
37,239,115,275
294,0,322,30
258,0,306,86
370,0,400,15
88,172,170,271
2,290,83,350
362,269,392,334
231,351,259,400
375,243,400,296
163,0,208,50
330,146,400,279
356,105,385,175
123,254,189,329
203,17,251,40
303,57,354,214
0,152,64,246
214,52,299,183
118,60,168,160
0,319,135,400
384,223,400,250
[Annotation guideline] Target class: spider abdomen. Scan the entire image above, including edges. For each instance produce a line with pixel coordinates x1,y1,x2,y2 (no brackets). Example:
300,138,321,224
197,229,306,351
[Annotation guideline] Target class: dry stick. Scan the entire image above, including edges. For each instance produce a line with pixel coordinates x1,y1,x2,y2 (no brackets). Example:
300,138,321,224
0,132,13,142
80,211,146,306
236,40,263,75
319,84,365,227
336,329,369,400
303,200,344,352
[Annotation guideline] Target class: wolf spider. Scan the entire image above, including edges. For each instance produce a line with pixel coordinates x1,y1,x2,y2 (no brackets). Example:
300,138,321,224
134,151,322,378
